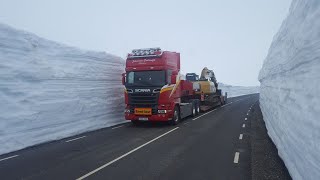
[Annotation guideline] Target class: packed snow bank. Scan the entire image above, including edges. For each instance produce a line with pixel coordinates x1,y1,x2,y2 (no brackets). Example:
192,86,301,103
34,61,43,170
218,83,259,98
259,0,320,179
0,24,125,155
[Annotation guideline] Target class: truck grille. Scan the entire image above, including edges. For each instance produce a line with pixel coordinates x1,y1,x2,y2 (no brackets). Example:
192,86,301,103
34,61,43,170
128,93,159,114
128,93,158,105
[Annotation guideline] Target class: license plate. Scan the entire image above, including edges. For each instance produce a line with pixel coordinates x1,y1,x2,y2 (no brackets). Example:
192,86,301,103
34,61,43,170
139,117,149,121
134,108,152,115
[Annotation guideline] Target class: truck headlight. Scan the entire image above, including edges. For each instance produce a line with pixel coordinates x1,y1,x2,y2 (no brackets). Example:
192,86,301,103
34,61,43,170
158,110,167,114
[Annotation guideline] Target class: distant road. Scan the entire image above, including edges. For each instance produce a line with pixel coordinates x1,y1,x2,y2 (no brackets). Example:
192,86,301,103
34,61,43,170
0,94,259,180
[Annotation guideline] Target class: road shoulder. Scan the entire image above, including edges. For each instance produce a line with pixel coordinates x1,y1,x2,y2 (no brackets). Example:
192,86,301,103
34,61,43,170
250,101,292,180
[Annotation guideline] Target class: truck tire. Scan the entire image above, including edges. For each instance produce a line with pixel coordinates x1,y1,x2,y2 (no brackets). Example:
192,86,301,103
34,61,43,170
196,102,200,115
191,103,196,117
170,107,180,125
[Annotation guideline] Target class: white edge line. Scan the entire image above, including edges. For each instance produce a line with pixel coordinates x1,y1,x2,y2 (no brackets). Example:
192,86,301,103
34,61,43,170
242,124,246,128
234,152,240,163
192,109,215,121
112,125,125,129
239,134,243,140
76,127,179,180
65,136,86,143
0,155,19,162
222,102,233,108
193,101,234,121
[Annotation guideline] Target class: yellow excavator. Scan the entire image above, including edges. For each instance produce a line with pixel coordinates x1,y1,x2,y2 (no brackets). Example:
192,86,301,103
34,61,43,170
186,67,227,111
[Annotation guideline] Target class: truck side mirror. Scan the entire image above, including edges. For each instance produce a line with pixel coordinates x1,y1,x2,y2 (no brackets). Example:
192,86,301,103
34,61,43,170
122,73,126,85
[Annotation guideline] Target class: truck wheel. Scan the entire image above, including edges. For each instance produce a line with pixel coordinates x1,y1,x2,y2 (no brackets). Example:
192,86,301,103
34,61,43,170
191,103,196,117
196,103,200,115
170,107,180,125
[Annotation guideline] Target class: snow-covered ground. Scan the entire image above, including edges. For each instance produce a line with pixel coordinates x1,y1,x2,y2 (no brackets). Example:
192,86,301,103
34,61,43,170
218,83,259,98
259,0,320,179
0,24,125,155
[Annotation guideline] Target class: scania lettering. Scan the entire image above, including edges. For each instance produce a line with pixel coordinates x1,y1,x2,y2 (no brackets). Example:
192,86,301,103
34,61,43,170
135,89,151,93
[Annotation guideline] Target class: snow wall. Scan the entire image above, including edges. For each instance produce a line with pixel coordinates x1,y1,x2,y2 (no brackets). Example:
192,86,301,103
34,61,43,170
259,0,320,179
0,24,125,155
218,83,259,98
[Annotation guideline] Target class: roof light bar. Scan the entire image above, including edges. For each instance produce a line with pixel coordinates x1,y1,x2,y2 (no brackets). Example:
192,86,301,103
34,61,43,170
128,47,162,57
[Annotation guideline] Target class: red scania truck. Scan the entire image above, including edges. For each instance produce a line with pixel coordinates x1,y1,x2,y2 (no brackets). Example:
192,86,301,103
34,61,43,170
122,48,225,125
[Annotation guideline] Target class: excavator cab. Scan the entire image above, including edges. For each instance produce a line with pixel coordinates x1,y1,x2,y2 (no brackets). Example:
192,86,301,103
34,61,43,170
186,73,199,81
200,67,218,88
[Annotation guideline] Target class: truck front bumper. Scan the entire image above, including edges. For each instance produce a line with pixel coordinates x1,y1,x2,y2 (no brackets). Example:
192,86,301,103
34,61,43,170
125,113,172,122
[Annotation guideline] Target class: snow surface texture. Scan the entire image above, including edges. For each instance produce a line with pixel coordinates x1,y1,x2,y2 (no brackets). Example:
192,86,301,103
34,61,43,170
0,24,125,155
259,0,320,179
218,83,259,98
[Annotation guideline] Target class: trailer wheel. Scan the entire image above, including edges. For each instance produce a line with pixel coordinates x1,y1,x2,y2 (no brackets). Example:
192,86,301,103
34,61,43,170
170,107,180,125
220,98,224,106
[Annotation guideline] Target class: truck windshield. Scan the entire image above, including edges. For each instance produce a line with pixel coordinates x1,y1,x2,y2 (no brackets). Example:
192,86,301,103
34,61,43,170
126,71,166,87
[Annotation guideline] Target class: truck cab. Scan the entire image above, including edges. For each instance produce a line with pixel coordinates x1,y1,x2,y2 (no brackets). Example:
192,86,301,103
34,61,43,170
122,48,198,125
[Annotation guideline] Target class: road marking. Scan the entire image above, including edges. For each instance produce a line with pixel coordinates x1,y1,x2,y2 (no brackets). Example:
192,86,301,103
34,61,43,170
192,109,216,121
112,125,125,129
246,113,249,116
245,118,247,121
184,122,190,125
239,134,243,140
0,155,19,162
65,136,86,143
242,124,246,128
234,152,240,163
76,127,179,180
221,102,233,107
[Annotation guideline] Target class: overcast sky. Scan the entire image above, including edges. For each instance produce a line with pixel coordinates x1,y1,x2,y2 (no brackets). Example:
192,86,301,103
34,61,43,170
0,0,291,86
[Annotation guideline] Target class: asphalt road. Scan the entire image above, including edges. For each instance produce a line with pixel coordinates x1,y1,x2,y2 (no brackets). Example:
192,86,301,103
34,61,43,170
0,94,259,180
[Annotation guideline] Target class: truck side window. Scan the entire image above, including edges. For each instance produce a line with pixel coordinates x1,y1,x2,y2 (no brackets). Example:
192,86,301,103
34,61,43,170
128,72,134,84
167,70,172,84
